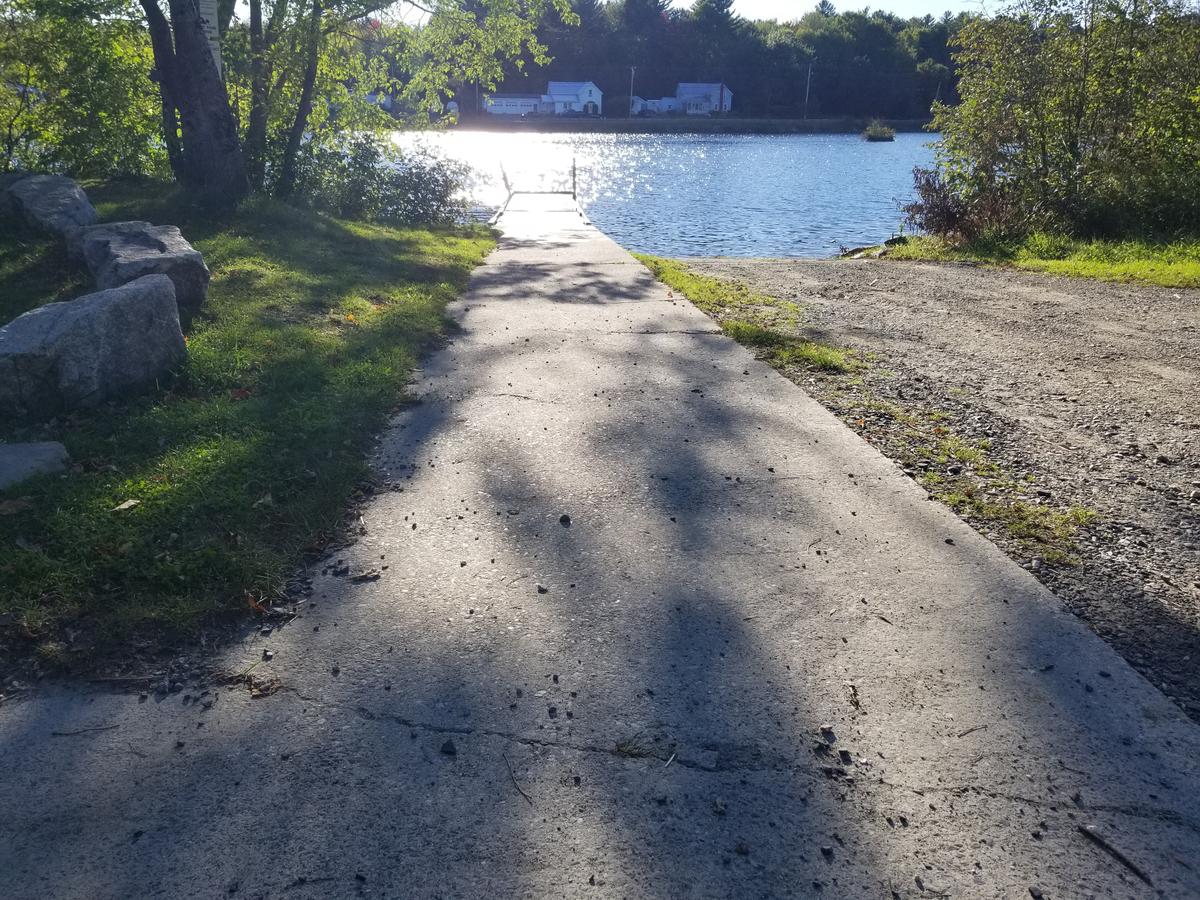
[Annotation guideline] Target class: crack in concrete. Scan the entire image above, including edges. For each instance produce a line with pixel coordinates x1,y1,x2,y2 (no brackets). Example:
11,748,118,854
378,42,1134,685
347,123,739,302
351,704,831,777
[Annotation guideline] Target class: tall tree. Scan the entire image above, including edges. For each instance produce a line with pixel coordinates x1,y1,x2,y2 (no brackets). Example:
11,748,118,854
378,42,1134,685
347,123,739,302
140,0,250,204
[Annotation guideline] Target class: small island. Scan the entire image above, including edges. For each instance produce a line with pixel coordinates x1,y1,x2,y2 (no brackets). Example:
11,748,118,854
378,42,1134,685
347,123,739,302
863,119,897,141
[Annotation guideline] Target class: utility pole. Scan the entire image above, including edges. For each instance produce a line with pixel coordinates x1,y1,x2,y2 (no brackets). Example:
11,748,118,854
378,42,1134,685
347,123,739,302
629,65,636,118
803,61,813,120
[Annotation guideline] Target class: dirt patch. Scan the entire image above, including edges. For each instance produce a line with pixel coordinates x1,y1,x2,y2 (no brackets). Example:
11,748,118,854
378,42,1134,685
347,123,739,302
680,256,1200,719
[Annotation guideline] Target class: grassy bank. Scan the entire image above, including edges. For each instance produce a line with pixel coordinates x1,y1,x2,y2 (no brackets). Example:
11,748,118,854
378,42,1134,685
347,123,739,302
453,116,932,136
0,181,494,663
634,254,855,372
884,233,1200,288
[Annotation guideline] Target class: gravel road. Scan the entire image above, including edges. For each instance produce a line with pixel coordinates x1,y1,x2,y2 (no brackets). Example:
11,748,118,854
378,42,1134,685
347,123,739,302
682,256,1200,719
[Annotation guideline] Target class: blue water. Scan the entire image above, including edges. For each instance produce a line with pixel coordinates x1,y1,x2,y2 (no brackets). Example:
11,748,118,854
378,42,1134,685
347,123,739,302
398,131,936,258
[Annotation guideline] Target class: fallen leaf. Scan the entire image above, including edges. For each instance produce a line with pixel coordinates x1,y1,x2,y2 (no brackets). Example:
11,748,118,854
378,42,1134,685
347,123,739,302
112,499,140,512
245,593,268,614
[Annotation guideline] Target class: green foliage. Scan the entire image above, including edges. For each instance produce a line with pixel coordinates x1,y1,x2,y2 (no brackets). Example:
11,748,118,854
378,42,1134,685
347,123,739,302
404,0,578,111
214,0,576,196
0,0,165,176
0,180,494,648
496,1,972,119
290,133,468,225
862,118,895,140
887,232,1200,287
635,254,855,372
913,0,1200,238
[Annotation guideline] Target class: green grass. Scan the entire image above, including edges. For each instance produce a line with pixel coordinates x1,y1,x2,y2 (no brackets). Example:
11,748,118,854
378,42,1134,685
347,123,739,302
934,484,1096,564
885,232,1200,288
635,254,854,372
0,224,91,322
634,254,776,316
0,179,494,656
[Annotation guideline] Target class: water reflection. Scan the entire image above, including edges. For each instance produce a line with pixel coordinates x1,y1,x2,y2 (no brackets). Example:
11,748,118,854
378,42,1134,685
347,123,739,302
393,130,934,257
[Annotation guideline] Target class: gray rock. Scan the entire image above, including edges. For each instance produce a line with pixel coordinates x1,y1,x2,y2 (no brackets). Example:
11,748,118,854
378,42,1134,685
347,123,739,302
0,441,69,490
0,172,30,190
0,172,31,218
0,274,185,418
5,174,96,238
76,221,210,325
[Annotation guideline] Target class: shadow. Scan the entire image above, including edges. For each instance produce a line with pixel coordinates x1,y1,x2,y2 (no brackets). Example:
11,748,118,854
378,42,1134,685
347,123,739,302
2,211,1199,899
0,192,489,649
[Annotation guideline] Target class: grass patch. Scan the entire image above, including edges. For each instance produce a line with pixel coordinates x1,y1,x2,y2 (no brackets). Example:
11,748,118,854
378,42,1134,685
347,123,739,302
884,232,1200,288
0,179,494,654
0,222,92,322
772,341,853,372
935,485,1096,564
720,320,854,372
634,253,778,317
635,254,854,372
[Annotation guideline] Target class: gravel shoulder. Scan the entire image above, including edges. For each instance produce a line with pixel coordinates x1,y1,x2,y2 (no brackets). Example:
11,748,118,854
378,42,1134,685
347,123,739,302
680,256,1200,719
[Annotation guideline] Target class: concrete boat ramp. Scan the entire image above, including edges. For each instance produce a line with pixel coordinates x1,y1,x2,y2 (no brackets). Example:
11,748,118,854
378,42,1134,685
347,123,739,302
2,195,1198,898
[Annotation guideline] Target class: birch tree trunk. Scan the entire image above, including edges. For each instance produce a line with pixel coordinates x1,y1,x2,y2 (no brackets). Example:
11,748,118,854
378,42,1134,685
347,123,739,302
139,0,249,206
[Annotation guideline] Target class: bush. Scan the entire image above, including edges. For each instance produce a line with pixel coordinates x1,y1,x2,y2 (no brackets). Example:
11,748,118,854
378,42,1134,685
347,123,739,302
862,119,896,141
0,3,166,177
909,0,1200,241
903,166,1028,241
288,134,468,226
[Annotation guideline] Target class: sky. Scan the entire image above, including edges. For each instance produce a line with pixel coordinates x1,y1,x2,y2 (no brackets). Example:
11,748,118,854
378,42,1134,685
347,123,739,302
672,0,989,21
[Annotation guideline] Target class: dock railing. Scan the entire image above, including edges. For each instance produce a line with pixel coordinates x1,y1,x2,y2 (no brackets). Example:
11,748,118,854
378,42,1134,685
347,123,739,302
490,156,585,225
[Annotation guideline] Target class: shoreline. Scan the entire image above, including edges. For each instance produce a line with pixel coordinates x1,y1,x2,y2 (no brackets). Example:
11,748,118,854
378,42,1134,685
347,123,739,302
450,116,932,136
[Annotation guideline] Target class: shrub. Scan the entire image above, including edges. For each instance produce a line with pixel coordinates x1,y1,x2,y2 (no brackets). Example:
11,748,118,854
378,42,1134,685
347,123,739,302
909,0,1200,241
288,134,468,226
903,166,1028,241
862,119,896,141
0,4,166,177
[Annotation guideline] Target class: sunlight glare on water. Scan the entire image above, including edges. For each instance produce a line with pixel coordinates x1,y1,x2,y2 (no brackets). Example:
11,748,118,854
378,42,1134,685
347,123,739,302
392,130,935,258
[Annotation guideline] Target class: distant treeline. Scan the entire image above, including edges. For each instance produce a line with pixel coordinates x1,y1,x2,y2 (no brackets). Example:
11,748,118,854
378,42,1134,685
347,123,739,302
476,0,972,120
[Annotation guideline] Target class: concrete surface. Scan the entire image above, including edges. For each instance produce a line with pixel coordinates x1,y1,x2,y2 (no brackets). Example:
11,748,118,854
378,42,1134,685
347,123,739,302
1,195,1197,899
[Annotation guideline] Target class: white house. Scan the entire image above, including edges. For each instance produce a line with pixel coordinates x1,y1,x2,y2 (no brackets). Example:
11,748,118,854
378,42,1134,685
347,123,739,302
483,94,545,116
676,83,733,115
631,95,680,115
631,83,731,116
485,81,602,116
545,81,602,115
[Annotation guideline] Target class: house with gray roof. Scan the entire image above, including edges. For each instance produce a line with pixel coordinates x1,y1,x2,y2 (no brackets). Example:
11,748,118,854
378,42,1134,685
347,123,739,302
484,81,602,116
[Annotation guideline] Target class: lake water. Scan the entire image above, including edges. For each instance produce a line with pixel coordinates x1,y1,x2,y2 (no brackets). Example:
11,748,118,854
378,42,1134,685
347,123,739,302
394,131,935,258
